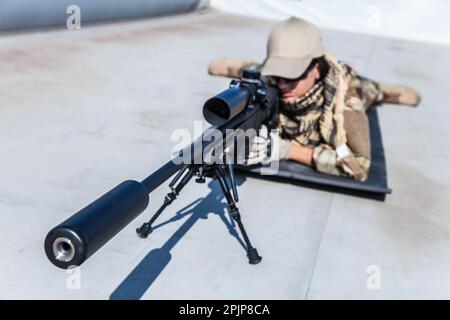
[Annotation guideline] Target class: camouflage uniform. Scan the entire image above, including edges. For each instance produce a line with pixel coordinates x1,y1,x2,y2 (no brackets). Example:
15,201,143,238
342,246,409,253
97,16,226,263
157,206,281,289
208,16,419,182
209,53,385,182
273,53,383,181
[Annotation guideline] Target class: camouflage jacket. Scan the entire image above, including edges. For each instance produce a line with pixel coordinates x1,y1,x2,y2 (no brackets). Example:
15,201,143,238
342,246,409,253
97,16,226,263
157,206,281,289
208,53,383,181
265,53,383,181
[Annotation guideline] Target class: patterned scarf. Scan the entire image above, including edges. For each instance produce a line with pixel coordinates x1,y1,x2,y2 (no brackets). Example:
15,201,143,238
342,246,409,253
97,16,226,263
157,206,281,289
277,52,349,148
278,82,324,146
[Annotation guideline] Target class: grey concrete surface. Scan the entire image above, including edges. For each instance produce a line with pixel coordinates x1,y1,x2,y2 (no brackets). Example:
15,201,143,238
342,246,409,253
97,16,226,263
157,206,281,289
0,10,449,299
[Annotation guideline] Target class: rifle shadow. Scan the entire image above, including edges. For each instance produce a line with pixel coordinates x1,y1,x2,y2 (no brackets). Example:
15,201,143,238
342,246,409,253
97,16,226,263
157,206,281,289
109,175,247,300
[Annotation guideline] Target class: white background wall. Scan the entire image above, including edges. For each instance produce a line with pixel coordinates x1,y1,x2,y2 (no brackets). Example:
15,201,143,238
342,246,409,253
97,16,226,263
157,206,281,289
210,0,450,46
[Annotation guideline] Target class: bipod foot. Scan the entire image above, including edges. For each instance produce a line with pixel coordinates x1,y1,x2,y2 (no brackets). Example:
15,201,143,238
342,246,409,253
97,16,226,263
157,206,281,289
136,223,154,239
247,247,262,264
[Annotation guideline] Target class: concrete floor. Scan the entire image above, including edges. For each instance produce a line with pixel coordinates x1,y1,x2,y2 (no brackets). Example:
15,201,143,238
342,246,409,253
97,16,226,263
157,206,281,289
0,10,449,299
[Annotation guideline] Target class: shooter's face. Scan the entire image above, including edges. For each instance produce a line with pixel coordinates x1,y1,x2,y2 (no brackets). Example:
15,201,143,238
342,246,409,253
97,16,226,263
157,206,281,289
274,64,320,101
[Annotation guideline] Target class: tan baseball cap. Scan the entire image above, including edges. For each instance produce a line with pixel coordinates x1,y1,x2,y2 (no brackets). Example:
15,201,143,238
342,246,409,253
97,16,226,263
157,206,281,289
261,17,325,79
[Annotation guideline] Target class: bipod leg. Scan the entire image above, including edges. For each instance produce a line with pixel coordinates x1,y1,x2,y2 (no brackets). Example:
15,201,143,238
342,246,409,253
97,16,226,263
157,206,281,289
136,165,197,238
214,165,262,264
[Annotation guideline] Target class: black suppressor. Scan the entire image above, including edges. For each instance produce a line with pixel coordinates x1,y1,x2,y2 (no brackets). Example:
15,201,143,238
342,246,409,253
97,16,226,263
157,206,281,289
44,180,149,269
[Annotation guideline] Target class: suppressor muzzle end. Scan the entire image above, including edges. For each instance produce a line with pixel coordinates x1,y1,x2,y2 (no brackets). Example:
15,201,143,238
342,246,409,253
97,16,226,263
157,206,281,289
45,228,86,269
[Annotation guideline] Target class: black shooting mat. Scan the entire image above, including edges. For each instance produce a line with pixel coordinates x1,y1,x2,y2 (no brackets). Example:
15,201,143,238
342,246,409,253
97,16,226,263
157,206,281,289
235,107,392,201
